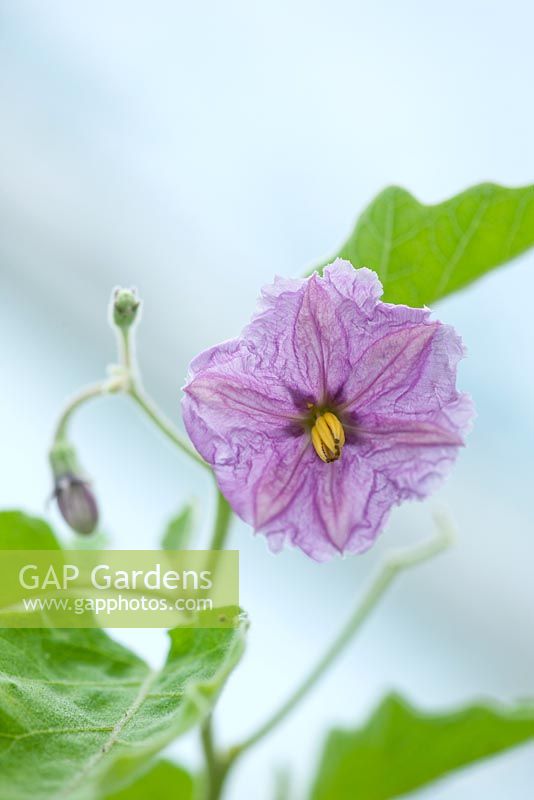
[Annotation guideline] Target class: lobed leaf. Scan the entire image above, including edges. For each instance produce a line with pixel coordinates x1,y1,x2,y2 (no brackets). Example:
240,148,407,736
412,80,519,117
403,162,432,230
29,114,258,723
0,512,246,800
310,693,534,800
322,183,534,306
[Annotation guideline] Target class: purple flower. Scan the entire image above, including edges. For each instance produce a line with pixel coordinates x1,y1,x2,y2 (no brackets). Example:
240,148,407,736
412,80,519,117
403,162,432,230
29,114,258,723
182,261,474,561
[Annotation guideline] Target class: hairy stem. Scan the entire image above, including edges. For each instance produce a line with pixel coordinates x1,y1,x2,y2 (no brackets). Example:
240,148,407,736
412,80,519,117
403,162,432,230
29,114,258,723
119,323,209,470
119,328,134,374
128,385,208,469
201,716,232,800
51,311,208,472
231,516,453,757
210,491,232,550
53,378,124,441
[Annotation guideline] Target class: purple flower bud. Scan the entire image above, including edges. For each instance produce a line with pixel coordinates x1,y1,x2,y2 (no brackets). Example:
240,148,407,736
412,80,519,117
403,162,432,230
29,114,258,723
54,474,99,535
49,440,99,535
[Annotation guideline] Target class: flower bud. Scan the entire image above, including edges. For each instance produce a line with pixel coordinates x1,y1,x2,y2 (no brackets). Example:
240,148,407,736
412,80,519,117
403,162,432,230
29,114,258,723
50,441,99,535
112,287,140,330
54,475,99,535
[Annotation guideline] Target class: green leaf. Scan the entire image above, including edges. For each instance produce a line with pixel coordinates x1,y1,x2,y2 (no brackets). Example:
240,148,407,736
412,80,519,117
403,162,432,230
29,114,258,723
310,693,534,800
161,502,196,550
104,760,193,800
0,511,60,550
0,512,246,800
327,183,534,305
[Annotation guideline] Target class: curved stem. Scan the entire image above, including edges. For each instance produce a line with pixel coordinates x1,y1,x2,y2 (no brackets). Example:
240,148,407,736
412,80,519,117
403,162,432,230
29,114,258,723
118,322,209,471
232,515,453,757
53,378,124,441
51,307,209,474
128,385,208,470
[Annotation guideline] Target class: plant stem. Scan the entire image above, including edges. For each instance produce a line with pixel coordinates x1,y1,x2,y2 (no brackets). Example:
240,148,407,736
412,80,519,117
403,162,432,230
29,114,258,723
198,499,233,799
53,378,124,441
210,491,232,550
116,322,210,470
119,328,134,373
232,516,453,757
204,490,233,587
128,385,208,470
201,716,232,800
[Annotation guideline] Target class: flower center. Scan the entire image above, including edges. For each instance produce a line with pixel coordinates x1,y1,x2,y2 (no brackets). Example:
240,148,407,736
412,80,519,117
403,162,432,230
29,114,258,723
310,411,345,463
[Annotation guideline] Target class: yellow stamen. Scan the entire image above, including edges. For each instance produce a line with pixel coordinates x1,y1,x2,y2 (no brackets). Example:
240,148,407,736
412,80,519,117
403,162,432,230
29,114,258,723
323,411,345,447
311,411,345,463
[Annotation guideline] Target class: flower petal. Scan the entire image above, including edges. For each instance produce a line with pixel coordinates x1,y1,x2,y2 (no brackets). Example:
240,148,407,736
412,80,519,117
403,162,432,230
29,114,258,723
352,394,474,499
186,405,397,562
255,447,397,561
242,260,384,404
183,340,302,466
339,309,466,416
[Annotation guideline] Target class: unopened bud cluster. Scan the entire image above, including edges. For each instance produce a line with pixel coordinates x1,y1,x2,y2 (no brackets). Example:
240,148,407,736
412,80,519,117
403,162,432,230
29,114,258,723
48,287,144,534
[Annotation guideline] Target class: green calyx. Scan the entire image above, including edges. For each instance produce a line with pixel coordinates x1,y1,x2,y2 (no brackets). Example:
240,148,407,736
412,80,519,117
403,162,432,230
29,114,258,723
49,439,81,479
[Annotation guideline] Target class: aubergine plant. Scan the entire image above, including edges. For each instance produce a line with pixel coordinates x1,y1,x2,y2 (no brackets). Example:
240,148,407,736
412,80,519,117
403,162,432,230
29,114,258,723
2,182,534,800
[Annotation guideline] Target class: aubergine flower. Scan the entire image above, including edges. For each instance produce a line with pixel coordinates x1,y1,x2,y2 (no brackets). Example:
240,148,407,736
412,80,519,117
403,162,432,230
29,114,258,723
182,261,474,560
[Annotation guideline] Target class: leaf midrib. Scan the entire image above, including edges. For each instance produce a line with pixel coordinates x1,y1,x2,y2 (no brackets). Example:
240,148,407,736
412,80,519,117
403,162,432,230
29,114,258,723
57,668,158,799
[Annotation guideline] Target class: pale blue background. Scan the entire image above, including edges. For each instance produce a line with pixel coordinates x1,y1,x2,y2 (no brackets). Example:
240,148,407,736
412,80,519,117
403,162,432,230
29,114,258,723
1,2,534,798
